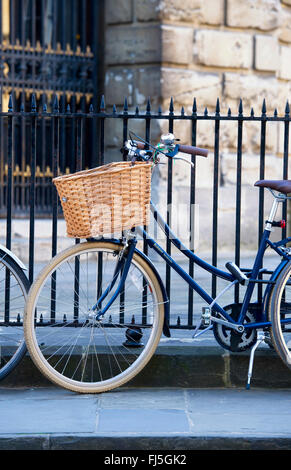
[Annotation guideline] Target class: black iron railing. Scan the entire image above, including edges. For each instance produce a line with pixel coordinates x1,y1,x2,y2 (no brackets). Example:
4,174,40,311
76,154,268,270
0,94,290,328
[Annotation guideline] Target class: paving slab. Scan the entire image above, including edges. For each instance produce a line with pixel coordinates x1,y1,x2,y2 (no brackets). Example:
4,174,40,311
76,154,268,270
1,387,291,450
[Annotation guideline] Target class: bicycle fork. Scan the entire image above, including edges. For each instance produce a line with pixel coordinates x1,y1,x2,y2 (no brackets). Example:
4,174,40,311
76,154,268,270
91,237,137,319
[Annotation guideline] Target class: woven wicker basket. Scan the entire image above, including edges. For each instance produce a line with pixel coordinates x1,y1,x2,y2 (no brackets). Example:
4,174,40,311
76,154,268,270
53,161,152,238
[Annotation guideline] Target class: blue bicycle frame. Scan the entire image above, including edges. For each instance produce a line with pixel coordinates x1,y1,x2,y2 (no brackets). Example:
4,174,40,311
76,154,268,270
135,201,291,331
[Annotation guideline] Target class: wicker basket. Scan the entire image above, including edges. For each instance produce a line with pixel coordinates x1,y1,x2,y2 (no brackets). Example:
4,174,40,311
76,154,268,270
53,161,152,238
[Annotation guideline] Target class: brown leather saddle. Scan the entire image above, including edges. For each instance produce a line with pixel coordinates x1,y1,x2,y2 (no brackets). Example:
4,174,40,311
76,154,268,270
254,180,291,195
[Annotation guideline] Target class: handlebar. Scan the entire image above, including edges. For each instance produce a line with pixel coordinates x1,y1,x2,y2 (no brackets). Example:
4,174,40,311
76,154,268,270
132,140,208,158
177,144,208,158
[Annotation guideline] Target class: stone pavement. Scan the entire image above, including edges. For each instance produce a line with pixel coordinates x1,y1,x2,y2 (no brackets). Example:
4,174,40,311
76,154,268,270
1,387,291,450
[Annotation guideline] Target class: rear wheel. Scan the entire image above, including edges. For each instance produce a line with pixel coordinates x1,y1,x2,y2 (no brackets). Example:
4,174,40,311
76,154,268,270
270,261,291,368
0,250,29,380
24,241,165,393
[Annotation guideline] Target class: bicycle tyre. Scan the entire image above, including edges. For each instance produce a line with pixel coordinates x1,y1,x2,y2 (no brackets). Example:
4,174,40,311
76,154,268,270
0,250,30,381
270,260,291,368
24,240,165,393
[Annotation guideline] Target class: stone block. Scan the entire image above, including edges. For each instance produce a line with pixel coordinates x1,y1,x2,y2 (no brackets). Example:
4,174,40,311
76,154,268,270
136,0,201,22
224,73,281,111
161,68,222,107
278,45,291,79
195,30,252,69
255,35,279,72
105,68,135,105
135,67,161,105
105,25,161,65
161,26,193,65
200,0,224,25
105,0,133,24
226,0,282,31
279,6,291,42
105,67,161,106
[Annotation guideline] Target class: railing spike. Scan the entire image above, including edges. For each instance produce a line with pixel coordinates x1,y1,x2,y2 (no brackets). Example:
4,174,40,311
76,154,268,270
67,103,71,113
31,93,37,112
192,97,197,114
158,105,162,115
274,108,278,118
8,94,13,112
227,107,231,117
20,102,25,113
100,95,105,112
261,98,267,115
135,105,139,115
131,315,135,324
169,97,174,113
251,107,254,117
123,96,128,113
238,98,243,115
204,107,208,116
181,106,185,116
215,97,220,115
285,100,290,115
89,103,94,113
53,94,59,113
112,104,117,114
43,103,47,113
146,97,151,114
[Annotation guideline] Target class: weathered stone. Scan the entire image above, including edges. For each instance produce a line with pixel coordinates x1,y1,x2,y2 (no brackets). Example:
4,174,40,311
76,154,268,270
278,45,291,80
161,26,193,65
161,68,221,107
105,68,135,105
105,25,161,65
105,0,132,24
135,67,161,105
200,0,224,25
224,73,281,111
255,35,279,72
195,30,252,69
279,7,291,43
105,67,161,106
226,0,282,31
136,0,201,22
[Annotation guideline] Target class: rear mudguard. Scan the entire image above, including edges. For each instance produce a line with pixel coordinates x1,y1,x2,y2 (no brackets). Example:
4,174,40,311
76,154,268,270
88,238,171,337
262,259,289,320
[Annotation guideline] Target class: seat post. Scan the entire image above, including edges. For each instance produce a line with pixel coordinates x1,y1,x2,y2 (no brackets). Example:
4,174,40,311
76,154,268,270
265,192,285,232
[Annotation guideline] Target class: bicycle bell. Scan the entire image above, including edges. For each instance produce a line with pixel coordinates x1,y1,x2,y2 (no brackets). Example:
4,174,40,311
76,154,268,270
160,133,176,148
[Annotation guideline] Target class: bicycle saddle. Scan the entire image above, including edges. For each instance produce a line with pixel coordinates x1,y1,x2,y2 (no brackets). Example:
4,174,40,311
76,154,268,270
254,180,291,195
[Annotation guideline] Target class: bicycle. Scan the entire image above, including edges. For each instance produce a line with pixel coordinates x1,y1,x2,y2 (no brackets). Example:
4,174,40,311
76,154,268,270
23,132,291,393
0,246,30,381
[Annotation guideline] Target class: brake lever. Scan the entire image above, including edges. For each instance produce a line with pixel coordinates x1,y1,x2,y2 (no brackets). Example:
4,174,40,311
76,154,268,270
166,145,195,168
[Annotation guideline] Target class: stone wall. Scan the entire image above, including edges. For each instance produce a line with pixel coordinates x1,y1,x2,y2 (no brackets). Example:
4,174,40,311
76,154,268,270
104,0,291,253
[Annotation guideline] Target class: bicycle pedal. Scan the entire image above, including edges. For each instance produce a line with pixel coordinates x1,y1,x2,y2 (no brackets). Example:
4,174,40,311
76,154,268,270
201,307,211,327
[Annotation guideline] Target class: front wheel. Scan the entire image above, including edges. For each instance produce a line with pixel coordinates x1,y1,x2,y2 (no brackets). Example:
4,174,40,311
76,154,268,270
270,261,291,368
24,241,165,393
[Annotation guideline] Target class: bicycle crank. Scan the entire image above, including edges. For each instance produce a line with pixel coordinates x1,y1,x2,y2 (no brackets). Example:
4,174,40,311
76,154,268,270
213,310,257,352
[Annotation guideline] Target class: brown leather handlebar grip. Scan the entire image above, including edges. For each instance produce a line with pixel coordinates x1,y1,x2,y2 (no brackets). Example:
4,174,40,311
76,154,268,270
178,145,208,157
133,141,146,150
